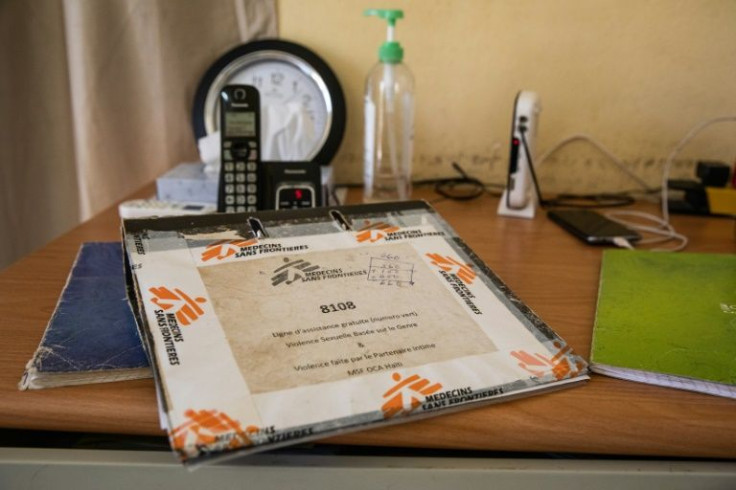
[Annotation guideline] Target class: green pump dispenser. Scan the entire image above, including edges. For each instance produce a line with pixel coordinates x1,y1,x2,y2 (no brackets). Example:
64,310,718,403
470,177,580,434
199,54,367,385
362,7,414,203
364,9,405,63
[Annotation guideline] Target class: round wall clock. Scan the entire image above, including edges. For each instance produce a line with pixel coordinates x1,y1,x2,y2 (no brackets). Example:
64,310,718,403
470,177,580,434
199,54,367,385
192,39,346,164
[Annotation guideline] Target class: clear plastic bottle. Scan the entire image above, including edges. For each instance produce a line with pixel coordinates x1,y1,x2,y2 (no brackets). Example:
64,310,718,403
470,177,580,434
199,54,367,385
363,9,415,203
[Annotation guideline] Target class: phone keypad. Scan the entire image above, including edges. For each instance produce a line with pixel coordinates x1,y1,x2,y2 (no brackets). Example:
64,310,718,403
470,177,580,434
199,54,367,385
220,139,258,213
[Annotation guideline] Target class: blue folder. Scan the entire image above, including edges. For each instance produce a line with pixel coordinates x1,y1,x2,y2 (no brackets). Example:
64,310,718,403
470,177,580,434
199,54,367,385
20,242,151,389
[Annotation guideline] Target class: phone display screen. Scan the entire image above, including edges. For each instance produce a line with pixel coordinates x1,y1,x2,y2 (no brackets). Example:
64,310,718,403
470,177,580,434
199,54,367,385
224,111,256,138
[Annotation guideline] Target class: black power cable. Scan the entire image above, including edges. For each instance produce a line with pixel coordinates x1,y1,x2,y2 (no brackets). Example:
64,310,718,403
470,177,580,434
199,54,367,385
433,162,492,201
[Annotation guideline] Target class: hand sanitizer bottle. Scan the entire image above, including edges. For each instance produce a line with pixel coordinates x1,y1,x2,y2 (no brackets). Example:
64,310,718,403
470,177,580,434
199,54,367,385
363,9,415,203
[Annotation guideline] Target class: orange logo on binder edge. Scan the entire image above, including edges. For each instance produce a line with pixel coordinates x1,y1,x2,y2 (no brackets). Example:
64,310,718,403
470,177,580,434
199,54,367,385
426,253,476,285
201,238,257,262
381,372,443,419
149,286,207,326
171,409,259,457
356,221,401,243
511,341,585,380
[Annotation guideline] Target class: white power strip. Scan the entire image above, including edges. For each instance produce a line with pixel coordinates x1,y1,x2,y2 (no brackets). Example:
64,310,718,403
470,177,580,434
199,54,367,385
118,199,216,219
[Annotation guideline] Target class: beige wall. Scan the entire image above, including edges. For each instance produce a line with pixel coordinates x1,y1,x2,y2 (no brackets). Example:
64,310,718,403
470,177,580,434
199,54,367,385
278,0,736,193
1,1,732,270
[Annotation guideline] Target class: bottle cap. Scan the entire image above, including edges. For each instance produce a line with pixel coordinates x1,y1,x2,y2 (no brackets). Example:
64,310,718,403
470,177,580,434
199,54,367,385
364,9,405,63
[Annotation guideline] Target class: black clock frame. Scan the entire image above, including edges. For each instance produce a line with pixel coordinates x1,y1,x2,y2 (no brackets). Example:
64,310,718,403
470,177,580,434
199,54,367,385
191,39,346,166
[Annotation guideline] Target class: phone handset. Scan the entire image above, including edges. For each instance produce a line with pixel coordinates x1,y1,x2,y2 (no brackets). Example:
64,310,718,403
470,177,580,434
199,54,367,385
497,91,541,219
218,85,261,213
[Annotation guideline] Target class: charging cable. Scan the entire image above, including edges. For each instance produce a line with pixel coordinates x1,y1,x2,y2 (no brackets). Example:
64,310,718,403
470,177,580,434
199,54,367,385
607,115,736,251
518,125,548,207
606,209,689,251
519,128,641,208
611,237,636,250
528,116,736,251
536,134,654,193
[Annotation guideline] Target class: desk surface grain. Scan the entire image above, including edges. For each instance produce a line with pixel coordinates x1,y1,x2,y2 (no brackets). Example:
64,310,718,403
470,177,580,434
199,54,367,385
1,186,734,459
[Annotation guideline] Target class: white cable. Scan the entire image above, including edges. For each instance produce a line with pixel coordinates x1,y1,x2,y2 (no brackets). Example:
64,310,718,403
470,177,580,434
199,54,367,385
605,209,689,252
539,119,736,252
611,237,635,250
537,133,653,192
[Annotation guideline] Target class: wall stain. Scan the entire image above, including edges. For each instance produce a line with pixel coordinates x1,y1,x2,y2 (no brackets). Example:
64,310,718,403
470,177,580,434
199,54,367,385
333,150,701,195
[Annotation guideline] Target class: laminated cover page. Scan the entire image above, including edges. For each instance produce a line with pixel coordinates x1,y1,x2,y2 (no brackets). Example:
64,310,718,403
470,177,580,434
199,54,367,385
122,201,588,465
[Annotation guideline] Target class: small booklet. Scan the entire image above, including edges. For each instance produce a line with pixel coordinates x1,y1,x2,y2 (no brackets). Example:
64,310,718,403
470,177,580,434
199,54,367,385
20,242,151,390
591,249,736,398
122,201,588,466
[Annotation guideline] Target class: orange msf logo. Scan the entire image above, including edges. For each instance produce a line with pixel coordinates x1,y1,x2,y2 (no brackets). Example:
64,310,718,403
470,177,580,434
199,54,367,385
201,238,257,262
381,372,442,419
171,409,259,454
149,286,207,326
356,221,400,243
426,253,476,285
511,341,585,380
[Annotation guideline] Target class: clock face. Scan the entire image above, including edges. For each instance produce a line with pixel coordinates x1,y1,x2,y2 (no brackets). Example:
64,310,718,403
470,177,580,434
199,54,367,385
230,59,330,158
194,40,345,164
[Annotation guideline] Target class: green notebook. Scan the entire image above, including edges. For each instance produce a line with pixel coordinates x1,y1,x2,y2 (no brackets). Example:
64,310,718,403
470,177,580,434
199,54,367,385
591,250,736,398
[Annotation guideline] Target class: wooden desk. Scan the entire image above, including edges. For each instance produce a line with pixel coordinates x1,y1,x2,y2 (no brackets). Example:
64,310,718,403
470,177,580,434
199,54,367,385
1,187,734,459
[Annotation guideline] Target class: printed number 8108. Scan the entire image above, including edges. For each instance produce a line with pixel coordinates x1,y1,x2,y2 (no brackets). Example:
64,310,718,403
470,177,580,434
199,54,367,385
320,302,356,313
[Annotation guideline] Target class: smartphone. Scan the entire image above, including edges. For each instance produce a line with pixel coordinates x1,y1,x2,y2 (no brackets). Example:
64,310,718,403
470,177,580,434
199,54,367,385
218,85,261,213
547,209,641,244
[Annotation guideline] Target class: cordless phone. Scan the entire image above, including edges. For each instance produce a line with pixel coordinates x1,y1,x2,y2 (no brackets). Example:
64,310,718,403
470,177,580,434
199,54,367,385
497,91,541,219
506,91,540,209
218,85,261,213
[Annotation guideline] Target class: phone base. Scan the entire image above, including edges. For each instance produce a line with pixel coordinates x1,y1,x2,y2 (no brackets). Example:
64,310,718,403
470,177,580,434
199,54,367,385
497,190,537,219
